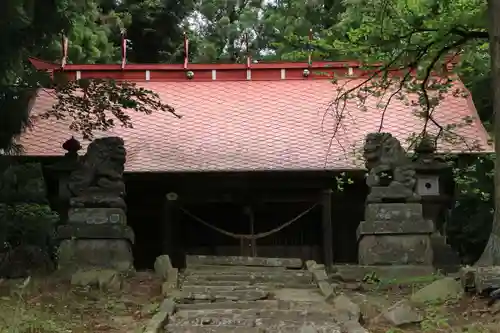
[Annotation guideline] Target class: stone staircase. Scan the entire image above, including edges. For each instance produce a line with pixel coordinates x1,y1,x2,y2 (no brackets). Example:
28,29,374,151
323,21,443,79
163,255,342,333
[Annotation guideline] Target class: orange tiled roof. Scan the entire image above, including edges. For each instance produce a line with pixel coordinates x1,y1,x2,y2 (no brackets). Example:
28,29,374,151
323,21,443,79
17,62,492,172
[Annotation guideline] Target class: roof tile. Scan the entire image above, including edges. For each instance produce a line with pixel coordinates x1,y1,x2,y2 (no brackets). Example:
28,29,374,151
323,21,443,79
18,79,492,172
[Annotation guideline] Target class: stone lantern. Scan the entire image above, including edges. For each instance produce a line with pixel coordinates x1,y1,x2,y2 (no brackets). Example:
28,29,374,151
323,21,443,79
46,137,82,223
412,137,460,272
412,137,453,233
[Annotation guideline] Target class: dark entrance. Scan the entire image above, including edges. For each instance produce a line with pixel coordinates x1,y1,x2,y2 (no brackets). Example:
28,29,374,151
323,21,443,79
125,170,367,270
176,201,322,262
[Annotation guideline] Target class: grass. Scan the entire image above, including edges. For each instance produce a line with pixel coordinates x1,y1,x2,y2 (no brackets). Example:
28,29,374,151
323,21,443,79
0,272,163,333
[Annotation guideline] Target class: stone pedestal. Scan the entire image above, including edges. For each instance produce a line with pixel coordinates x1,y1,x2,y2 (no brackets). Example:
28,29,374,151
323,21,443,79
56,208,135,272
357,203,434,265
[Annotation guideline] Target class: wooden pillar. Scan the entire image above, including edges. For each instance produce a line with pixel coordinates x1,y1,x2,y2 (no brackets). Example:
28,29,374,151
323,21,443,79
164,192,179,266
322,189,334,272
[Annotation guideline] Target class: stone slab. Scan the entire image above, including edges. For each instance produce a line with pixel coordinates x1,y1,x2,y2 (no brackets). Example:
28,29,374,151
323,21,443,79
163,326,264,333
460,266,500,293
181,281,316,289
212,290,270,301
273,288,326,303
186,255,303,268
144,298,175,333
68,207,126,225
176,300,278,311
367,186,420,203
356,219,434,239
184,269,312,278
170,317,257,327
183,272,312,284
317,280,334,299
173,309,333,321
57,239,134,272
56,224,135,243
175,290,269,302
364,203,423,222
358,235,433,265
165,324,341,333
187,265,287,272
312,269,328,282
330,264,435,282
181,286,274,294
172,317,338,327
69,196,126,209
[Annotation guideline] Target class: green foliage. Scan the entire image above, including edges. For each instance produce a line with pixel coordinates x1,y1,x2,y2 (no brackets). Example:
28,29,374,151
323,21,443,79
0,0,68,152
45,77,180,140
447,154,494,263
0,163,58,261
0,0,192,150
103,0,194,63
0,163,49,203
297,0,494,263
187,0,264,62
258,0,344,61
0,204,58,251
57,1,128,64
187,0,344,62
302,0,491,147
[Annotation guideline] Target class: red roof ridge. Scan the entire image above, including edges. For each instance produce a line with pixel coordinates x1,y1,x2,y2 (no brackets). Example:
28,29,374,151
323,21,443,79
29,57,458,83
29,57,374,71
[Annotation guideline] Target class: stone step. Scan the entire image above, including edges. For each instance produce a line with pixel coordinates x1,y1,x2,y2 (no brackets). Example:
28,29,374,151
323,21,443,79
175,300,327,311
170,317,337,327
173,309,334,321
175,289,270,302
183,270,311,278
181,282,317,290
176,300,279,311
164,324,341,333
181,286,272,294
164,326,262,333
186,255,303,269
183,273,313,284
186,265,291,272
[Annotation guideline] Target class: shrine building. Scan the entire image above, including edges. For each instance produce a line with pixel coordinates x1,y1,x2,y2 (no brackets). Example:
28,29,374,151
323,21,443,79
12,57,493,269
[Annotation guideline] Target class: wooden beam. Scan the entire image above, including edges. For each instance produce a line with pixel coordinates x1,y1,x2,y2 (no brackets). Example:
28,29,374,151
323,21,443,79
321,189,334,272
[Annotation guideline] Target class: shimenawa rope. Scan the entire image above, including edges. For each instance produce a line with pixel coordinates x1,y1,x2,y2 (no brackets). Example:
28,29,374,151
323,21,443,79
178,202,319,240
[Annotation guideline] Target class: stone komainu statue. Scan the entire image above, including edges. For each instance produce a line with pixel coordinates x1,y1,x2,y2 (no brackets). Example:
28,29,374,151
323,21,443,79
363,132,419,200
67,137,127,209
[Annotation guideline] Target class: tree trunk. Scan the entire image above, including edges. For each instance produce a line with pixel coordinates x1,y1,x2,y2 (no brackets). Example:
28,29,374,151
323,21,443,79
475,0,500,266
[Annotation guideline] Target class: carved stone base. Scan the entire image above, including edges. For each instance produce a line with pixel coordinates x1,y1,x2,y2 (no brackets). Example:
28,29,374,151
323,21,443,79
358,203,433,265
68,207,127,225
57,239,134,273
70,196,126,210
56,224,135,243
358,234,433,265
